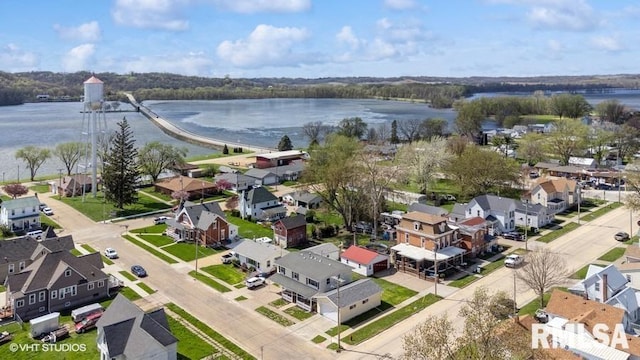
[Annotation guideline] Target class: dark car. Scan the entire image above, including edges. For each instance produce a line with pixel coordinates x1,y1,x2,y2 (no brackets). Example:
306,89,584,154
502,232,523,241
615,232,630,242
131,265,147,277
153,216,170,225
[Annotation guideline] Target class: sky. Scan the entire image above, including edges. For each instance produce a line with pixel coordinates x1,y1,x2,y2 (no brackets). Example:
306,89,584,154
1,0,639,79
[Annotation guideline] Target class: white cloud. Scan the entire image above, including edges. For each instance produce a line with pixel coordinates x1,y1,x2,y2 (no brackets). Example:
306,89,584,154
590,35,623,52
547,39,563,52
112,0,189,30
211,0,311,13
0,44,38,72
524,0,598,31
121,53,214,76
216,24,310,68
384,0,417,10
62,44,95,72
53,21,101,42
336,26,360,49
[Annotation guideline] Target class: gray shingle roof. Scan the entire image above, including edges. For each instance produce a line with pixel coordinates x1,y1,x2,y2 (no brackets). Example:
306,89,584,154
305,243,340,258
233,239,286,264
244,168,276,179
244,187,278,205
275,251,352,279
1,196,40,210
317,278,382,307
0,237,40,262
276,215,306,230
270,273,318,298
408,203,448,216
97,294,177,358
472,194,516,213
514,201,546,215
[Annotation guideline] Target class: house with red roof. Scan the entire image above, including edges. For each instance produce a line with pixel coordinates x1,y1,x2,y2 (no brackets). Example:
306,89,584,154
456,217,495,258
340,245,389,276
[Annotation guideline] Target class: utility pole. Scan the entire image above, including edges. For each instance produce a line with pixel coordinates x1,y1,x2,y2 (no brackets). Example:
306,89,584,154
524,201,528,252
513,271,517,316
577,187,581,225
331,275,344,352
434,248,438,297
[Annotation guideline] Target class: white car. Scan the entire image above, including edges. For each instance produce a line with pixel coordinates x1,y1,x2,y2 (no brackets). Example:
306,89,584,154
42,207,54,216
505,254,524,268
154,216,170,224
245,276,266,289
104,248,118,259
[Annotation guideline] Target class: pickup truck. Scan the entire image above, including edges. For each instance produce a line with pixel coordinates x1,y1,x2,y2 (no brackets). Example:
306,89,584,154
505,254,524,268
221,253,235,264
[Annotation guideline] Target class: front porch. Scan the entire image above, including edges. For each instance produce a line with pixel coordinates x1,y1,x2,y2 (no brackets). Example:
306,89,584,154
391,243,466,280
270,273,318,312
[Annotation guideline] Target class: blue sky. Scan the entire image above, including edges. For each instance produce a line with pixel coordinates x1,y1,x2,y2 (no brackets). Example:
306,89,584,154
1,0,638,78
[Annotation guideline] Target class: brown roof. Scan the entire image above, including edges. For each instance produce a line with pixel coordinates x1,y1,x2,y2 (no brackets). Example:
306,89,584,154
624,244,640,261
545,289,625,334
401,211,446,225
617,261,640,271
155,176,217,192
538,181,558,194
551,178,577,192
460,217,485,226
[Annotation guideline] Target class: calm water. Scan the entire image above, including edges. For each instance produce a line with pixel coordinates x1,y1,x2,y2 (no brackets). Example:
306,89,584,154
1,92,639,182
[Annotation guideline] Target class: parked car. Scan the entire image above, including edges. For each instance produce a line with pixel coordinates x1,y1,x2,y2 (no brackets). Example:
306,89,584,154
153,216,170,224
131,265,147,277
75,312,102,333
443,194,456,201
615,232,630,242
39,203,48,211
221,253,235,264
104,248,118,259
505,254,524,268
245,276,266,289
42,207,54,216
502,232,523,241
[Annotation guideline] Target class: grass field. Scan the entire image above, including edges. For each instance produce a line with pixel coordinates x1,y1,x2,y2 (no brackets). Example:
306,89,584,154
60,191,172,221
162,243,219,261
189,270,232,293
167,316,218,359
225,214,275,238
202,264,245,285
571,263,602,279
371,277,418,305
138,234,174,247
122,234,178,264
119,270,137,281
597,247,626,262
536,222,580,243
256,306,295,326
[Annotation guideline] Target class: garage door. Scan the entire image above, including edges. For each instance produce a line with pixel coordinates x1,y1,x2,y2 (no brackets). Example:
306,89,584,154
373,260,388,273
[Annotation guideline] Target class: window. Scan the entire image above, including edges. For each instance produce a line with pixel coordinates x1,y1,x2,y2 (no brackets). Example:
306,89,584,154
39,306,45,312
98,280,104,288
8,264,14,274
595,282,600,291
627,275,632,282
39,291,45,302
404,233,409,243
51,290,57,299
279,266,285,274
413,222,419,231
362,299,369,304
72,285,77,296
326,278,331,285
59,289,65,299
537,193,541,200
65,269,72,277
16,300,24,308
292,272,299,280
420,237,425,248
476,210,480,217
349,304,356,310
29,294,36,305
468,209,471,215
88,282,94,291
11,210,15,216
307,279,319,289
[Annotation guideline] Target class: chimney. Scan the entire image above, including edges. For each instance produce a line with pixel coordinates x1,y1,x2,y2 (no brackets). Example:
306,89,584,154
602,274,608,302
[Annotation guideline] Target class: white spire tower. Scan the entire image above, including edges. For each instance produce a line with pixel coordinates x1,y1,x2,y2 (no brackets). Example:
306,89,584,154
81,76,108,198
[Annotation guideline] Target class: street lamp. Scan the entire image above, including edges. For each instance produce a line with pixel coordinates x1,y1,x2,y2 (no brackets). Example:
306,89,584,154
577,187,581,225
524,201,529,252
331,275,345,352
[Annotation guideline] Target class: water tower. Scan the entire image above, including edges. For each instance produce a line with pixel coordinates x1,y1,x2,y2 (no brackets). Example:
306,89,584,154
80,76,108,198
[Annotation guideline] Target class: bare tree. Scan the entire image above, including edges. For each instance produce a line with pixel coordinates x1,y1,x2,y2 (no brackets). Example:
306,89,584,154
398,119,423,143
396,137,452,194
402,314,457,360
517,247,569,308
376,122,391,144
302,121,327,145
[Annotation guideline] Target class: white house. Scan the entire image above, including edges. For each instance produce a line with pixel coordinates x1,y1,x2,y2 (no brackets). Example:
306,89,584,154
232,239,288,275
526,178,579,215
239,187,286,221
315,279,382,323
514,201,554,230
466,195,516,234
0,196,41,233
305,243,340,261
340,245,389,276
244,168,279,186
568,264,629,304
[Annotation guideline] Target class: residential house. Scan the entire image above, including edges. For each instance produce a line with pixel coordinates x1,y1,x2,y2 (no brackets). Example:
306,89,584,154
466,194,517,235
543,289,637,359
0,235,75,288
154,176,218,201
621,245,640,290
168,201,238,246
239,187,286,221
340,245,389,276
515,201,554,230
568,264,629,303
53,174,93,197
408,202,448,217
455,217,494,258
0,196,41,233
273,215,308,248
96,294,177,360
232,239,288,275
391,211,466,278
260,161,305,182
305,243,340,261
315,279,382,323
281,190,322,209
169,162,199,177
5,248,115,321
448,203,468,224
244,168,278,186
271,251,352,311
254,150,309,169
527,178,579,215
214,172,254,192
568,156,598,169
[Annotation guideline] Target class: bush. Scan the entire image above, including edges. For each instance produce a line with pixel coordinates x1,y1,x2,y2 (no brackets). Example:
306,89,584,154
230,209,240,217
223,144,229,154
305,210,316,223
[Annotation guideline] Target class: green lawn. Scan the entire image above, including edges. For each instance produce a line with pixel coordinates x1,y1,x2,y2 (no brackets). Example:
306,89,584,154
119,270,137,281
448,274,480,288
123,234,178,264
202,264,245,285
131,223,167,234
255,306,295,326
118,287,142,301
536,222,580,243
269,298,288,308
81,244,97,253
519,287,568,315
166,303,256,360
40,214,61,229
371,277,418,305
138,186,174,202
479,257,506,275
167,316,218,359
162,243,219,262
29,183,50,194
598,247,626,262
284,306,315,321
70,248,82,256
225,213,275,238
189,270,232,293
101,256,114,265
137,282,156,294
312,335,326,344
138,234,175,247
235,296,248,301
60,191,172,222
571,263,602,279
580,202,623,222
342,294,441,345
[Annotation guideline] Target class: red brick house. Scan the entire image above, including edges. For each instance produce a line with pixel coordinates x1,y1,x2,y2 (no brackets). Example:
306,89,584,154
273,215,307,249
168,201,238,246
456,217,494,258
